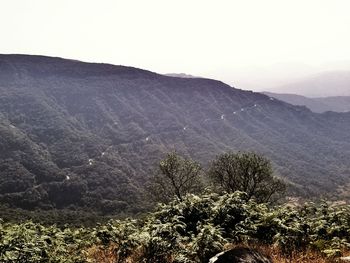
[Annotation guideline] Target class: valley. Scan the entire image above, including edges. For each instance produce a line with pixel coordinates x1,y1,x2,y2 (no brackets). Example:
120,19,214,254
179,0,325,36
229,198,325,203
1,55,350,215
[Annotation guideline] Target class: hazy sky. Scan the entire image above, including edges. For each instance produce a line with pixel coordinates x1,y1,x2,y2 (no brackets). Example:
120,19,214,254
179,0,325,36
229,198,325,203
1,0,350,91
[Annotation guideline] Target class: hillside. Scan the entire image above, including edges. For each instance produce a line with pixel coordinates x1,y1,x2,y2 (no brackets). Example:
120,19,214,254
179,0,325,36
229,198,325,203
266,71,350,97
317,96,350,112
263,92,350,113
1,54,350,214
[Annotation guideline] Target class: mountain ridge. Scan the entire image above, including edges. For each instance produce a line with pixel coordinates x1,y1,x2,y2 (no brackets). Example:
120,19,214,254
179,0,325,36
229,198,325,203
266,70,350,97
263,92,350,113
1,54,350,214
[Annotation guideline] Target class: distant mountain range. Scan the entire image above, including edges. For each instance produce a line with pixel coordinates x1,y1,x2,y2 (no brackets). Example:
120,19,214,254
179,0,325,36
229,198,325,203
1,54,350,214
263,92,350,113
266,71,350,97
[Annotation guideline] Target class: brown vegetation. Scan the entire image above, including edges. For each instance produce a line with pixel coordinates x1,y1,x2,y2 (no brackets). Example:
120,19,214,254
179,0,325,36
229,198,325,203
85,243,348,263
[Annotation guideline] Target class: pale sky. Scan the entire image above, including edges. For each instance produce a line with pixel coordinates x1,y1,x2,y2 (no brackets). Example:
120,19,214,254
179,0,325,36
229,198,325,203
1,0,350,91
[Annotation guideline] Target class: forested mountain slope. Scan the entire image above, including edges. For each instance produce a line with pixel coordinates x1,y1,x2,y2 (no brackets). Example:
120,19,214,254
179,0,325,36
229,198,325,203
1,54,350,214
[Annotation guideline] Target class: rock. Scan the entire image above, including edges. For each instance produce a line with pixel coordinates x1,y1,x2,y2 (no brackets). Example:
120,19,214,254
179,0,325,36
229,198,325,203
209,247,272,263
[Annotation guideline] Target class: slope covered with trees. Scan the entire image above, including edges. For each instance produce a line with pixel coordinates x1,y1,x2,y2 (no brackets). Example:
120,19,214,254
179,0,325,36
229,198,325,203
1,54,350,214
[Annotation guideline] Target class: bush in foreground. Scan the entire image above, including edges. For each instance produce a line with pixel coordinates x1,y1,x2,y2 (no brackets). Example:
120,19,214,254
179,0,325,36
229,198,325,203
1,192,350,262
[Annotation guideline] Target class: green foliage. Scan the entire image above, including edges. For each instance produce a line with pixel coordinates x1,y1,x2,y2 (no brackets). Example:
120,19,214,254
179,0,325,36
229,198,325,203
94,219,140,261
208,152,286,202
1,193,350,262
0,220,94,262
188,224,225,262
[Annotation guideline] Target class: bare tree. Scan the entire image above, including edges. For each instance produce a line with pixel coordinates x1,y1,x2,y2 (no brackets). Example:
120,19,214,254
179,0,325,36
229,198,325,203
148,151,203,203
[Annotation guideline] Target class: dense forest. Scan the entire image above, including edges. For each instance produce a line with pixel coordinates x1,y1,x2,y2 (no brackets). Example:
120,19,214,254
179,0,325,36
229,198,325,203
1,54,350,218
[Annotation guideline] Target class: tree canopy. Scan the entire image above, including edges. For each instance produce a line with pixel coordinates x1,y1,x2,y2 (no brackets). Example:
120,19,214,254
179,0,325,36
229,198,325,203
208,151,286,202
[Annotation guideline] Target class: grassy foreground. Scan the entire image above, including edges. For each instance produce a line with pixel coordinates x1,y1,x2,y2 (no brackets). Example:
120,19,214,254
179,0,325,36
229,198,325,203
1,192,350,262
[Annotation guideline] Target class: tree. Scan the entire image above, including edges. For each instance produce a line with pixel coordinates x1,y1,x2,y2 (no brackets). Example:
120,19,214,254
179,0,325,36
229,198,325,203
208,152,285,202
148,152,203,203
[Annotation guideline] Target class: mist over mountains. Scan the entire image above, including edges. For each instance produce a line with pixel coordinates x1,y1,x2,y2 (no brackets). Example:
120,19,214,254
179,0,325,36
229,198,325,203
264,70,350,97
263,92,350,113
1,54,350,214
261,70,350,113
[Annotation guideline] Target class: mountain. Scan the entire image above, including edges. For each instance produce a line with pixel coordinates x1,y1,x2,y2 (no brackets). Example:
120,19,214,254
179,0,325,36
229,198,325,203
266,71,350,97
263,92,350,113
316,96,350,112
1,54,350,215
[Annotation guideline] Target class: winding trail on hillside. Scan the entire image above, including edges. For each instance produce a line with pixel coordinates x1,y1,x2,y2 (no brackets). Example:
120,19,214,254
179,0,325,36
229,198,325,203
85,99,272,165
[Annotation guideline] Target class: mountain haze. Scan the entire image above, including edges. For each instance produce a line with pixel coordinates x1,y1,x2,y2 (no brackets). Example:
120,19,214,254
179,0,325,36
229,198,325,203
1,55,350,214
263,92,350,113
266,71,350,97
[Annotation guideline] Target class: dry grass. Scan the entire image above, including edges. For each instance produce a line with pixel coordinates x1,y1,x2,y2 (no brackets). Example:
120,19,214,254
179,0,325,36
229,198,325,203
85,244,118,263
257,246,332,263
85,243,146,263
225,243,348,263
85,243,348,263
